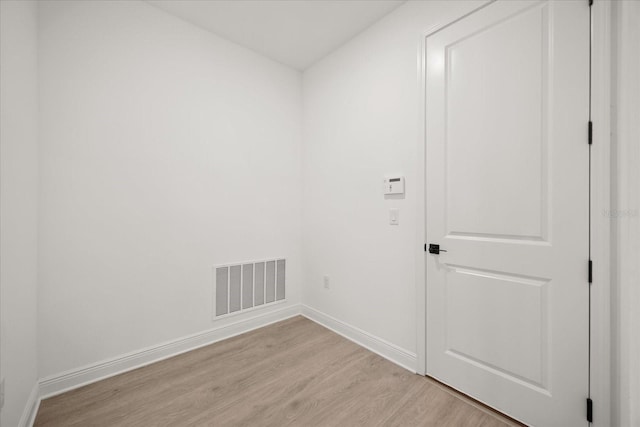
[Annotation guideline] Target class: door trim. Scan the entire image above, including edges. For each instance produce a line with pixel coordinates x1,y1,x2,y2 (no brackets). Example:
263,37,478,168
589,1,612,425
414,0,496,378
414,1,613,425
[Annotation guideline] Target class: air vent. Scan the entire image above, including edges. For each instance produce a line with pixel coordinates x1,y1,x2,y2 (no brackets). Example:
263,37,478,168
214,258,286,318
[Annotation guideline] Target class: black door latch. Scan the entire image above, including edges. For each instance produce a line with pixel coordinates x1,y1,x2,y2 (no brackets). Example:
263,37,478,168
428,244,447,254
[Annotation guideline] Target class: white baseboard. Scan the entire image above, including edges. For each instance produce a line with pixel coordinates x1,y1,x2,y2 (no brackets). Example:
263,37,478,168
300,304,417,373
19,383,40,427
39,304,301,399
38,304,416,404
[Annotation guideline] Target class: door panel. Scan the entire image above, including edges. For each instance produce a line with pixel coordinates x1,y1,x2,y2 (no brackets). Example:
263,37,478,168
425,1,589,426
446,3,548,241
446,266,548,388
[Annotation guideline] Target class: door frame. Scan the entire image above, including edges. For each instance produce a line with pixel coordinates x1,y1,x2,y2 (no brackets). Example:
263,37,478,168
414,1,612,425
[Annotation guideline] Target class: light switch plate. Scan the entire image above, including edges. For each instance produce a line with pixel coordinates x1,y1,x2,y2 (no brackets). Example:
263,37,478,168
390,208,399,225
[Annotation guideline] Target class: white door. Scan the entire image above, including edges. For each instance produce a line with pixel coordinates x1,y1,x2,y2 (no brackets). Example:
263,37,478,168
425,1,589,426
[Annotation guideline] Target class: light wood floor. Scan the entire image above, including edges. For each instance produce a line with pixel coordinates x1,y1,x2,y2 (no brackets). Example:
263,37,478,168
35,316,523,427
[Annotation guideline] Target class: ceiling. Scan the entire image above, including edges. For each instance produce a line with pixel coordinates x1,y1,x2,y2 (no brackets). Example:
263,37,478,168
146,0,406,70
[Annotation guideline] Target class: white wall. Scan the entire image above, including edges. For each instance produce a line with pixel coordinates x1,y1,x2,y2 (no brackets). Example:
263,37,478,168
37,0,302,379
611,2,640,426
302,0,485,359
0,1,40,425
8,2,634,424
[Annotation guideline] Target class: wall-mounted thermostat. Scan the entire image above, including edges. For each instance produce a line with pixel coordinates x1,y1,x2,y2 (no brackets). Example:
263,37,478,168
383,176,405,195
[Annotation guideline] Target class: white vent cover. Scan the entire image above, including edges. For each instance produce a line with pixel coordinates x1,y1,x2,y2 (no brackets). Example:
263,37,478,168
214,258,286,318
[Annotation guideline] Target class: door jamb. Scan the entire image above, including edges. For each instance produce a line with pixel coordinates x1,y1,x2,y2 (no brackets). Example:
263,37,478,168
589,1,612,425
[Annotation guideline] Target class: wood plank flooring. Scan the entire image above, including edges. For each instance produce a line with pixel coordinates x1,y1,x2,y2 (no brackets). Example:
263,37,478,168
35,316,522,427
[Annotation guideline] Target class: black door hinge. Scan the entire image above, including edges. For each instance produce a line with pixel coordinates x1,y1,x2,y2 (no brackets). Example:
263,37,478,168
589,260,593,283
589,0,593,6
588,121,593,145
424,243,427,252
587,398,593,422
